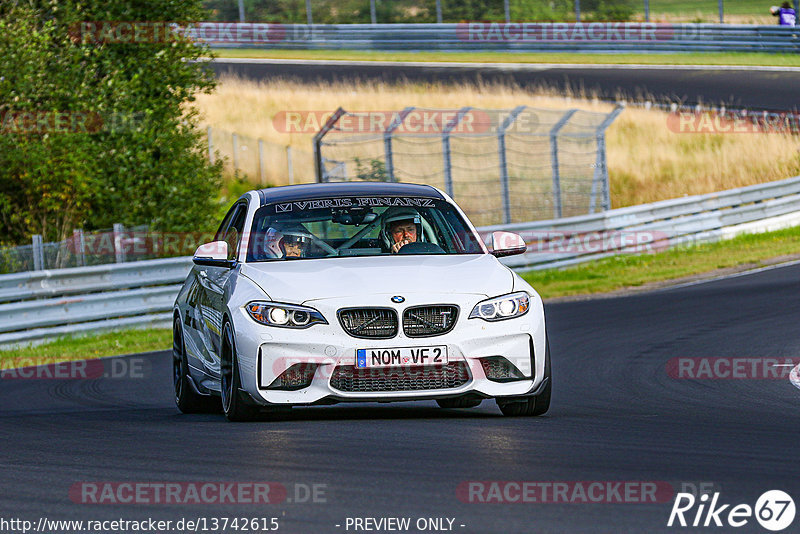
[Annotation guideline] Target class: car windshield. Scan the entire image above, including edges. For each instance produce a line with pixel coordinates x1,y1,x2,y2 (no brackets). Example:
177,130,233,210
247,196,484,262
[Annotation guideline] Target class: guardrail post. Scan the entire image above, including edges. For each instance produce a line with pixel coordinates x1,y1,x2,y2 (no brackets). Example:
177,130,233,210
370,0,377,24
575,0,581,22
497,106,526,224
73,229,86,267
314,107,347,182
258,139,266,186
441,107,472,199
718,0,724,23
305,0,313,25
207,126,214,164
549,109,577,219
504,0,510,22
113,223,126,264
384,107,415,183
32,235,44,271
644,0,650,22
436,0,442,23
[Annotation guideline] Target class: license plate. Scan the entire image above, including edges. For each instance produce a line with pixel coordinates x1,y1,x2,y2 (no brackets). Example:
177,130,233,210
356,346,448,368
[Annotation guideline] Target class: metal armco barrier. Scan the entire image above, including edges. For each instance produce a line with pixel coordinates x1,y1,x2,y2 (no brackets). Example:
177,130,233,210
481,174,800,271
196,23,800,53
2,175,800,346
0,257,192,346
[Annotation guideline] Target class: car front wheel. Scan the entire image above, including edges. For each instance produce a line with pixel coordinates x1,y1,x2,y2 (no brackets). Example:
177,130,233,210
220,321,260,422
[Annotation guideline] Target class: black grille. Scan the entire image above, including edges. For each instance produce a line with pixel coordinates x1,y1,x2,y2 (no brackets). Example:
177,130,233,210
403,305,458,337
338,308,398,339
330,361,470,392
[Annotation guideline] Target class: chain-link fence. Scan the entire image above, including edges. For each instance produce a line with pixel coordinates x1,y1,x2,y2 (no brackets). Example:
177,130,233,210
314,106,623,227
0,225,172,274
206,126,314,186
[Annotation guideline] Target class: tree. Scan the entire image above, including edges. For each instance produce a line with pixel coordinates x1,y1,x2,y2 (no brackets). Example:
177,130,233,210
0,1,223,245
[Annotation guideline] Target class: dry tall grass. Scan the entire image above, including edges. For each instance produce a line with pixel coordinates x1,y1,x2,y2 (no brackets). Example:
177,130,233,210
194,77,800,209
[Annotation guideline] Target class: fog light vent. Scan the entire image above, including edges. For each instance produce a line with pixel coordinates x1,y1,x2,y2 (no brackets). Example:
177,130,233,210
480,356,525,382
266,363,319,390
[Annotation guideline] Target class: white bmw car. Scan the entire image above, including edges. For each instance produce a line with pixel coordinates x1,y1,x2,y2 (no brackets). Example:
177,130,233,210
173,182,551,421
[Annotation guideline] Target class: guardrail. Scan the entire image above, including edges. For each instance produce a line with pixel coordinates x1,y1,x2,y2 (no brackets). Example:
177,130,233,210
2,175,800,346
198,23,800,53
479,174,800,270
0,257,192,346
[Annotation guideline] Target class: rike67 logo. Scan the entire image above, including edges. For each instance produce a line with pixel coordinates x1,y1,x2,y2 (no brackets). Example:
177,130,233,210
668,490,795,531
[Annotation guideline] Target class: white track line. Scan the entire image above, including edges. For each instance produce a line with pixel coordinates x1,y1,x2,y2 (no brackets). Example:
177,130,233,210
211,57,800,72
658,259,800,293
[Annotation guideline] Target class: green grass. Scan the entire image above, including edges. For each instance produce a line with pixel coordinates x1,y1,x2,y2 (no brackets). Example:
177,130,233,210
521,225,800,299
638,0,767,17
0,328,171,369
213,48,800,67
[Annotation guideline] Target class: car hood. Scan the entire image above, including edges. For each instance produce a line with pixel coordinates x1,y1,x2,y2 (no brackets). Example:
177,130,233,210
240,254,513,304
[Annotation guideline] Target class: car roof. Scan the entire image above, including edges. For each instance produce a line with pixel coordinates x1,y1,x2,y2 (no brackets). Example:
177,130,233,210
256,182,445,206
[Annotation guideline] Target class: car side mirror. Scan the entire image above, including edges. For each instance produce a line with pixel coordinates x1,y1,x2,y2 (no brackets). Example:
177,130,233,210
193,241,236,268
490,231,526,258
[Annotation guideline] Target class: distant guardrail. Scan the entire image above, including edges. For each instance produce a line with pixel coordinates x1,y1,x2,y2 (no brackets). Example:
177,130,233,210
2,175,800,346
195,23,800,53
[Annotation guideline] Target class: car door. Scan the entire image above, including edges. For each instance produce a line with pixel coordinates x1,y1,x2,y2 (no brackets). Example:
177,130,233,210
202,200,248,375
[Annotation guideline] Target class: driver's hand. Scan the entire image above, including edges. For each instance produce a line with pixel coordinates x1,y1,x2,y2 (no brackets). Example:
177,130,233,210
391,240,409,253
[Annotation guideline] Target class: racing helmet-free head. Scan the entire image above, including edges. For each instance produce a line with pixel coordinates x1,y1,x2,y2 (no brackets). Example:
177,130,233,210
263,222,313,258
381,206,423,249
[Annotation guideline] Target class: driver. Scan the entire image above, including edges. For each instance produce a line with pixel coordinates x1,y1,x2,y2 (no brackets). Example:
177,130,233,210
263,222,312,259
381,207,422,253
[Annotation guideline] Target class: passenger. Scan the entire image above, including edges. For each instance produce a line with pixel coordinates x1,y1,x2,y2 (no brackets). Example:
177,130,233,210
263,223,312,259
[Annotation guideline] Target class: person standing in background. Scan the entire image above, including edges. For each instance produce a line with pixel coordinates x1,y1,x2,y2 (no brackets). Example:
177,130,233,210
771,2,797,26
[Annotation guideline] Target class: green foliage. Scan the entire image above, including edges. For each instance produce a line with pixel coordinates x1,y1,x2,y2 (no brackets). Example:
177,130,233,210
354,157,390,182
0,1,223,246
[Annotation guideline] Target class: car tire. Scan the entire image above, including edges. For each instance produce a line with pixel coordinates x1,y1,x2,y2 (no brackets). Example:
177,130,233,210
496,335,552,417
221,321,260,422
436,397,482,409
173,317,220,414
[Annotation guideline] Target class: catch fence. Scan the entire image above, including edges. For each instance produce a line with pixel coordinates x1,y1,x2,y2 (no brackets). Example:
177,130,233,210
314,106,623,226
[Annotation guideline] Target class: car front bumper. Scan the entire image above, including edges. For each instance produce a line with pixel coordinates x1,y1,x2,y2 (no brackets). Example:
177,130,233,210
233,293,547,406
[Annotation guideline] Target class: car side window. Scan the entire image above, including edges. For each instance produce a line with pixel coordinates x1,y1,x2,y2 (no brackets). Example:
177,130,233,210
224,204,248,261
214,204,239,242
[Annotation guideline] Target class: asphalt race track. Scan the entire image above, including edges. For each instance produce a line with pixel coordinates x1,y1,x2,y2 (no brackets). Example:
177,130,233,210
213,59,800,112
2,263,799,533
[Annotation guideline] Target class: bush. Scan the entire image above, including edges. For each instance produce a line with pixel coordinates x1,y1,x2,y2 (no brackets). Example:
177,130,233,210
0,1,223,246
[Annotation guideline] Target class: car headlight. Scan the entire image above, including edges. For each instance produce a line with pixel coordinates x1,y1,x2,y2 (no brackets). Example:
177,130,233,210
246,301,327,329
468,292,530,322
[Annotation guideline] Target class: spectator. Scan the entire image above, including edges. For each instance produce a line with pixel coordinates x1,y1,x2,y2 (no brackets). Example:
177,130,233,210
771,2,797,26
